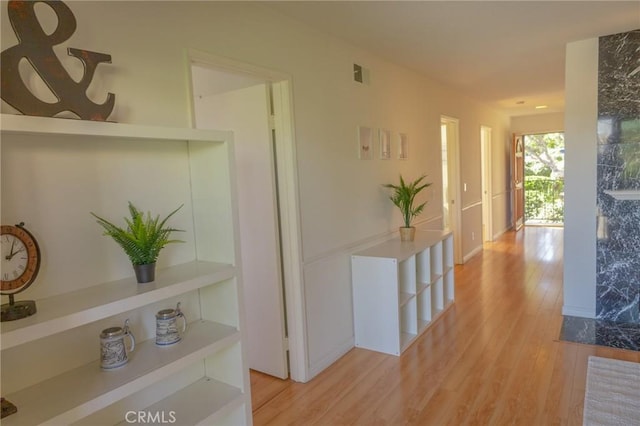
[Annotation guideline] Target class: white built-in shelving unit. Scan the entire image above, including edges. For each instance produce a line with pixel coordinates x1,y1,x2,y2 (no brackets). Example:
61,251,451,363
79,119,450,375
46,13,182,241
351,230,454,356
0,114,252,425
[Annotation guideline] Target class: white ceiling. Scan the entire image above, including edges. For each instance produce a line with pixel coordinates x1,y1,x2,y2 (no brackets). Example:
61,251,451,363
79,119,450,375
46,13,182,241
266,1,640,117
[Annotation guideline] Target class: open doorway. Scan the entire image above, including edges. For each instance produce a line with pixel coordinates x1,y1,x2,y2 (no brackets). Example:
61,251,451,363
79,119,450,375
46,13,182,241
187,52,306,383
191,66,288,380
523,133,565,226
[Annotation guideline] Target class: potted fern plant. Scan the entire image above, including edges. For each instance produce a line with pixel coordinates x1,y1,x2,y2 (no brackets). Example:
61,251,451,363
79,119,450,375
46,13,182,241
91,202,184,283
383,174,431,241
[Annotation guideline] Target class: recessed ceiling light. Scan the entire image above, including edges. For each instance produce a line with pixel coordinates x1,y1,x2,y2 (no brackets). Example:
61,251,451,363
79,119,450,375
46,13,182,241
535,105,548,109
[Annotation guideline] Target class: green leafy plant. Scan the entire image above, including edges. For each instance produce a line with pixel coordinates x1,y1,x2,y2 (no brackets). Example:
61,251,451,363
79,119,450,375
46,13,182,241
91,202,184,265
383,174,431,227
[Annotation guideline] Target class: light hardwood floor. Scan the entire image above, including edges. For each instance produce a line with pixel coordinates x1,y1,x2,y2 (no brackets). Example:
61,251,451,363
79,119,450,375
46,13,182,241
250,227,640,425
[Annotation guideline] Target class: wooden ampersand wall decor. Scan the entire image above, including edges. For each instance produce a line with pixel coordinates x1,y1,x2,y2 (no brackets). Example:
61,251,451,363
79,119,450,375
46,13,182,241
1,0,115,121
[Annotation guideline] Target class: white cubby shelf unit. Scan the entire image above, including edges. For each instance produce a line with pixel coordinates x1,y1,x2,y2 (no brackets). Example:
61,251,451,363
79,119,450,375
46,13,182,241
0,114,252,426
351,230,455,356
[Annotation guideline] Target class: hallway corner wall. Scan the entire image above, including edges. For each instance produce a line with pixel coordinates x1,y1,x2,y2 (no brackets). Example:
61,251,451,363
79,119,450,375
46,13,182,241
563,37,598,318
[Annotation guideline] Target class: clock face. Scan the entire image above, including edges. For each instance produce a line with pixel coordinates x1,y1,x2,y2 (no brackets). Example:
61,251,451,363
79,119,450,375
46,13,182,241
1,225,41,294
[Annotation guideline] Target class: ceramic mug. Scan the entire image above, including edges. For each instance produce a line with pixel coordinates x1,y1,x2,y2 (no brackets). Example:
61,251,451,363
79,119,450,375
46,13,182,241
100,319,135,370
156,302,187,346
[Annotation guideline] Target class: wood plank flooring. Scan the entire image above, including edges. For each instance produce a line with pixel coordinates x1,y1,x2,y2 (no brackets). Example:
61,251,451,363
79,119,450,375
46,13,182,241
251,227,640,425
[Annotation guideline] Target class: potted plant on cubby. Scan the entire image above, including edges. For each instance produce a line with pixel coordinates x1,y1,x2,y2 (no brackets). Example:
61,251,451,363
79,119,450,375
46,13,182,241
383,174,431,241
91,202,184,283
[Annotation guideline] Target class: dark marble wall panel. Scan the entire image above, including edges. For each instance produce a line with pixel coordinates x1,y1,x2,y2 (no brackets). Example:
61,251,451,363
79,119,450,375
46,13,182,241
596,30,640,324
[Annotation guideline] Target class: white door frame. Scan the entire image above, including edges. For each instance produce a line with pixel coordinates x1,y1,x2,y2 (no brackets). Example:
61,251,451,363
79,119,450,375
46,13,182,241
480,125,493,242
186,49,308,382
441,115,463,264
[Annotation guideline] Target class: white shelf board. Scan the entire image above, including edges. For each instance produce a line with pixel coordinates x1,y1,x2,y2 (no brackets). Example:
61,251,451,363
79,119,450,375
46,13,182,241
399,291,414,307
0,113,232,143
604,189,640,200
1,261,235,350
3,320,239,426
399,331,417,352
417,319,431,332
431,307,444,318
353,229,453,261
114,377,244,426
431,302,454,323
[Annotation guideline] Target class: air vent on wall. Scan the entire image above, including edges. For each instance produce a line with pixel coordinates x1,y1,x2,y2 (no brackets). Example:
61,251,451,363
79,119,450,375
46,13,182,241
353,63,371,84
354,64,363,83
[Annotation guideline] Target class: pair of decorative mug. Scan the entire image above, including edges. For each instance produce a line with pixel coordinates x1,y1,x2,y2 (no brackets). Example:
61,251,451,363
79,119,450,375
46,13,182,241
100,303,187,370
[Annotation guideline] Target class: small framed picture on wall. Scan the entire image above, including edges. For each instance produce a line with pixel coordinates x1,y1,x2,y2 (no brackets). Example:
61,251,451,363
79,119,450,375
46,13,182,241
399,133,409,160
379,129,391,160
358,126,373,160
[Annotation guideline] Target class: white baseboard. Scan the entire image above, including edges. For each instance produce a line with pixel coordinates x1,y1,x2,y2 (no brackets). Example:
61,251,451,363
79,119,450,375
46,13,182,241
492,227,510,240
463,245,483,263
307,336,354,381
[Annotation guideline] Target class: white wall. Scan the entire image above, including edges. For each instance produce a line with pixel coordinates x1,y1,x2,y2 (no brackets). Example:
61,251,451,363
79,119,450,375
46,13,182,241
1,1,510,379
563,38,598,318
511,112,565,135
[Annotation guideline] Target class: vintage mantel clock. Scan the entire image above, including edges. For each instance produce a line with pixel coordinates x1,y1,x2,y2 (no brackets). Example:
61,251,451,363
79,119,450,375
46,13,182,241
1,222,41,321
